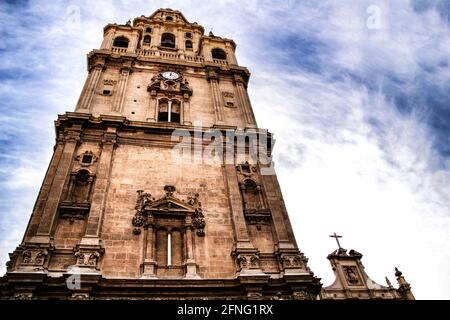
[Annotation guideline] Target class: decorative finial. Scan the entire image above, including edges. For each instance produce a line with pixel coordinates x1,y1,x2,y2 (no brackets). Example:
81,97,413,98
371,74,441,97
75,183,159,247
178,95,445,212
395,267,402,277
385,276,392,288
329,232,343,249
164,185,176,197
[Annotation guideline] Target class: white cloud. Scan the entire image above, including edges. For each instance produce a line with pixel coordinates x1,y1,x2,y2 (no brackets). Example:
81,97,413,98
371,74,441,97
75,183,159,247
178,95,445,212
0,0,448,299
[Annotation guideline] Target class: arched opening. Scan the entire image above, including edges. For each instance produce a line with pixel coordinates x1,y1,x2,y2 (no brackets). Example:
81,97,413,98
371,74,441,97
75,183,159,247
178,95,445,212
143,35,151,45
185,40,193,50
113,36,129,48
212,48,226,60
161,33,176,48
158,99,180,123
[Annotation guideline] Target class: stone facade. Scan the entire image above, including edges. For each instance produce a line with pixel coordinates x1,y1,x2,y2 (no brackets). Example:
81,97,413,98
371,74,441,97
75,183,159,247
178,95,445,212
0,8,414,300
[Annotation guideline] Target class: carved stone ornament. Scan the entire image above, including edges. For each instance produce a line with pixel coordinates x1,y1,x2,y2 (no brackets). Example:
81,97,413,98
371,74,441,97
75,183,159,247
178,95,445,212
103,79,117,86
75,150,98,167
74,250,101,268
132,186,206,236
235,253,260,271
292,290,316,300
278,252,310,273
147,72,193,97
21,249,48,266
343,266,360,285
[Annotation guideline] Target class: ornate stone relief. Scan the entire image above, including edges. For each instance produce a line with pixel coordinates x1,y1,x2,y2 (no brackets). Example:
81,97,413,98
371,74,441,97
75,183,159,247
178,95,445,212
147,72,193,98
132,185,206,236
222,91,236,108
74,251,101,267
343,265,361,285
277,251,310,274
233,252,261,272
22,249,48,266
73,245,104,270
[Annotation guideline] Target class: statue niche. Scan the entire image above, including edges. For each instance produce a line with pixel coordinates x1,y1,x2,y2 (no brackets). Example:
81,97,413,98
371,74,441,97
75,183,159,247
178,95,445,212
59,169,95,222
236,163,271,226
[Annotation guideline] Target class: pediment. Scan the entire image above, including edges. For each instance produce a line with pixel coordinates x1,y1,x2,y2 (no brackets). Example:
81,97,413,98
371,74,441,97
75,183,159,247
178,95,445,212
143,196,195,212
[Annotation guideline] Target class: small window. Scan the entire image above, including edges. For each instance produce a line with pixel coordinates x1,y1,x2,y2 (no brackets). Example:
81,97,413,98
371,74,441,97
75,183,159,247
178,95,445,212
226,102,234,107
161,33,176,48
102,89,111,96
143,35,151,44
185,40,193,50
212,48,226,60
185,32,192,38
82,155,93,164
166,16,173,21
113,36,129,48
145,27,152,33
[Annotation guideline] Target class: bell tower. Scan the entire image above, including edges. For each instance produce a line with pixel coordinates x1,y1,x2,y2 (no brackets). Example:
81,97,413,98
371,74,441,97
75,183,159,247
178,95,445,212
1,8,321,300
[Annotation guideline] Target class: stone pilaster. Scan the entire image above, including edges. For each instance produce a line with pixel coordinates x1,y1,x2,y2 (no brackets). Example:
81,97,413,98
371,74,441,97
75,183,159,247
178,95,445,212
31,125,81,244
100,29,115,50
208,69,224,124
76,62,104,112
112,65,131,113
182,93,191,125
80,125,117,246
234,75,257,128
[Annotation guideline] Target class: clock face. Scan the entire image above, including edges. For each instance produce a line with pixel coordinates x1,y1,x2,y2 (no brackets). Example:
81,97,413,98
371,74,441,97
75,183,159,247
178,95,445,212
162,71,179,80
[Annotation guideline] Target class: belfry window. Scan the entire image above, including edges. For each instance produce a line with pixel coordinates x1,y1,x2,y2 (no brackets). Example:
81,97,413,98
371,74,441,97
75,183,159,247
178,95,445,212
212,48,226,60
161,33,176,48
158,99,180,123
113,36,129,48
185,40,193,50
143,35,151,45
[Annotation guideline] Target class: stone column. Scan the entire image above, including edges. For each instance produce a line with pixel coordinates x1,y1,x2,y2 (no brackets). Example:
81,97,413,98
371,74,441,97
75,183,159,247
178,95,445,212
177,27,183,50
32,126,81,243
142,221,157,278
80,125,117,246
208,70,224,124
152,25,161,50
225,42,238,65
146,92,158,122
112,66,131,113
128,30,140,53
100,29,115,50
182,94,191,125
76,63,104,112
184,218,199,278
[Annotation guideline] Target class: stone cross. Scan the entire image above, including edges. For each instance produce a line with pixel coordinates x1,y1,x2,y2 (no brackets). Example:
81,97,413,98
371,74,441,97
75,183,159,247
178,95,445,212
329,232,343,249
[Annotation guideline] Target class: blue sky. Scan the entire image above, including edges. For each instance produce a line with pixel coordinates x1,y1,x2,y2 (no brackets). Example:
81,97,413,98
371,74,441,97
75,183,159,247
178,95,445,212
0,0,449,299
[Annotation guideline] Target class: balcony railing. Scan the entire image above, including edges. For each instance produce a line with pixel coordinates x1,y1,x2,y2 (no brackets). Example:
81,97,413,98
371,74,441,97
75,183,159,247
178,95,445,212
111,46,128,54
112,48,226,66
